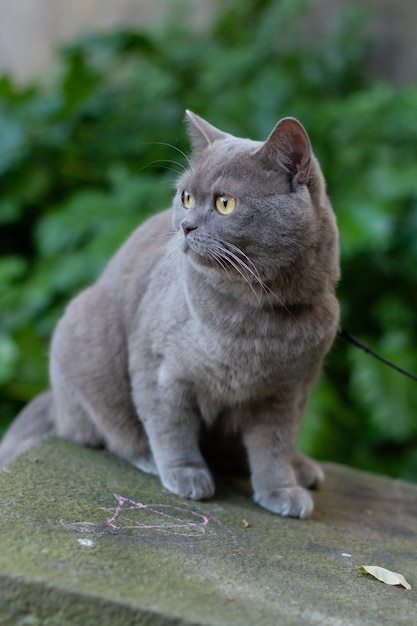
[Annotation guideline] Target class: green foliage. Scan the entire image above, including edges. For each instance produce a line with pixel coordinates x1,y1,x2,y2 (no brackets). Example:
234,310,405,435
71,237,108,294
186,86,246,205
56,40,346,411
1,0,416,481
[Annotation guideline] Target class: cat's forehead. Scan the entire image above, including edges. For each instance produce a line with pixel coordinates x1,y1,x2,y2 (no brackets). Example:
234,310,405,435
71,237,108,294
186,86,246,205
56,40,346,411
200,140,254,177
179,137,279,192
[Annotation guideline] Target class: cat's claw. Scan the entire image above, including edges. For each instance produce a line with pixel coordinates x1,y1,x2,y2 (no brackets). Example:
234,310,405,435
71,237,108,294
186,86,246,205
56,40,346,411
254,486,314,519
162,466,215,500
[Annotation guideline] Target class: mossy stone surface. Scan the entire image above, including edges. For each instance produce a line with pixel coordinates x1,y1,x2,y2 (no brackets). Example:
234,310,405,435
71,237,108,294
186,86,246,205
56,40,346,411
0,437,416,625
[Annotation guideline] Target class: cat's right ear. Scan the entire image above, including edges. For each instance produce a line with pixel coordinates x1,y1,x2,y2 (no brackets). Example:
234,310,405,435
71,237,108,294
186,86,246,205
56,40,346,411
185,110,229,153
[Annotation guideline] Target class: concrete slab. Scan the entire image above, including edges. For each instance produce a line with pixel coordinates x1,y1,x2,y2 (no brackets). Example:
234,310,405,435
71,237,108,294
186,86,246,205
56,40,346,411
0,436,416,625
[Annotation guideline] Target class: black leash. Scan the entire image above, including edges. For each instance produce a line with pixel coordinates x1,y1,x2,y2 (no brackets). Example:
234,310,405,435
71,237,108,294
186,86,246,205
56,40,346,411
338,326,417,383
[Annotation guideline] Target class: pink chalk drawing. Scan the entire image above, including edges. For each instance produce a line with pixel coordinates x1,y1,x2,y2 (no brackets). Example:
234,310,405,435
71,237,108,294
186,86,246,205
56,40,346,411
102,494,211,537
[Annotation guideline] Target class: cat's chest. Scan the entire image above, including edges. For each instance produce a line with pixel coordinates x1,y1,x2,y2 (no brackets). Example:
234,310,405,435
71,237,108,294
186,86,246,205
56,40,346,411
144,270,328,412
180,321,297,406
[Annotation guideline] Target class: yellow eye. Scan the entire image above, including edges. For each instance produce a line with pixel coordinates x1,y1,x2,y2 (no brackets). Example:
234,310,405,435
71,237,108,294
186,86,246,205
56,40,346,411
215,194,237,215
181,190,194,209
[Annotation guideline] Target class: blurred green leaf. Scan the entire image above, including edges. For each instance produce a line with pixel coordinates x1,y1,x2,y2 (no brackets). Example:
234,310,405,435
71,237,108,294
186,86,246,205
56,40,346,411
0,0,417,482
0,335,20,385
0,110,26,173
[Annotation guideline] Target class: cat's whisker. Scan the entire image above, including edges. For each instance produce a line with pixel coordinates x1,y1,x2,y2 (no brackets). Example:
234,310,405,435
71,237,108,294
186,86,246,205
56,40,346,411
209,243,263,307
165,245,181,264
156,177,178,189
222,241,260,275
211,239,295,317
220,241,295,313
214,243,265,290
139,141,194,174
224,249,262,285
147,141,192,169
149,230,177,241
209,241,260,287
138,159,187,176
221,258,262,306
166,251,180,265
210,251,230,276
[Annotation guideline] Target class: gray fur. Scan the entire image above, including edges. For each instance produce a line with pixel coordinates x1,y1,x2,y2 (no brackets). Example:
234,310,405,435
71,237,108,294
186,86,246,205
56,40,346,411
0,391,53,470
0,111,339,518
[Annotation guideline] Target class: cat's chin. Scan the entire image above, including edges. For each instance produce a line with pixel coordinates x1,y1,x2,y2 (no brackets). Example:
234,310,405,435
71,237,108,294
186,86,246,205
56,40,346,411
183,243,266,291
182,243,219,271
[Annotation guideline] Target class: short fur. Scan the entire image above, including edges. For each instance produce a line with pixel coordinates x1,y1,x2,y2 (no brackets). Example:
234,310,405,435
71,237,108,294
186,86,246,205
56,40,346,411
0,112,340,518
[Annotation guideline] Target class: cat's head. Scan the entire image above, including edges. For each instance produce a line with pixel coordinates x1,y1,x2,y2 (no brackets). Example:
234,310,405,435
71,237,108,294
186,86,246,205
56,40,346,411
172,111,339,300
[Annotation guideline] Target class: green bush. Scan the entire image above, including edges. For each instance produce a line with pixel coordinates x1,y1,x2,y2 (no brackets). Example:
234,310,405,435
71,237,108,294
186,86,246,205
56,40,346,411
1,0,416,480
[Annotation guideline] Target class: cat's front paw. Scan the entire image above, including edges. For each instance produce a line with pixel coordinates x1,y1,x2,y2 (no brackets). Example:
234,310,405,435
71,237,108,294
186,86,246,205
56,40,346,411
132,454,159,476
254,486,313,519
161,466,215,500
292,452,324,489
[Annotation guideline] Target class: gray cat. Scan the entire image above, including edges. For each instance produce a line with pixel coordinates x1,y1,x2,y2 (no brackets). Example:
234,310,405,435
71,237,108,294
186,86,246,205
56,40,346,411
0,111,340,518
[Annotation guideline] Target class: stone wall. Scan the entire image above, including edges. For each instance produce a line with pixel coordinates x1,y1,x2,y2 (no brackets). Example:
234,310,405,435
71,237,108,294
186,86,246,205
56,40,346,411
304,0,417,85
1,436,416,624
1,0,417,85
0,0,209,83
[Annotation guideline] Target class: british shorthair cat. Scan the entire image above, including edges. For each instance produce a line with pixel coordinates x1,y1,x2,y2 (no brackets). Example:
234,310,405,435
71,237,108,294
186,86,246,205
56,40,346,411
0,111,340,518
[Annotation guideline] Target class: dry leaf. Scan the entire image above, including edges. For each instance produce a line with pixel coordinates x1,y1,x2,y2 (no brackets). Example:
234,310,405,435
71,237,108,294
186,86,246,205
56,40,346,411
360,565,411,590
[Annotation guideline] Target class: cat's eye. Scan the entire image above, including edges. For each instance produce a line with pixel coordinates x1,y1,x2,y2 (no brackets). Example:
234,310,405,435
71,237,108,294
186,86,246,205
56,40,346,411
181,190,194,209
215,194,237,215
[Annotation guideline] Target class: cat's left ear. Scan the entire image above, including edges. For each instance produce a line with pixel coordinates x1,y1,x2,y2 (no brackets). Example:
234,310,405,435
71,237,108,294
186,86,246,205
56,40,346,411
257,117,311,184
185,110,230,153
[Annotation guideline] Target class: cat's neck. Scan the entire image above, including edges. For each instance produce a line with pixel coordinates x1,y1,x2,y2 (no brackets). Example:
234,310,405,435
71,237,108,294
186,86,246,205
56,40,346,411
181,254,313,326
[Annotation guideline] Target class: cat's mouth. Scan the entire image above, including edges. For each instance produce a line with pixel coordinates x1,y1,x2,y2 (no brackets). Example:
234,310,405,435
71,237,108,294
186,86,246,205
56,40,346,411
182,237,219,269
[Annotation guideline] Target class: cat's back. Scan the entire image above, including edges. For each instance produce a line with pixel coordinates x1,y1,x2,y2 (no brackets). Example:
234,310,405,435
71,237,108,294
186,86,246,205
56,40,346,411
52,209,174,347
100,208,173,289
93,209,174,317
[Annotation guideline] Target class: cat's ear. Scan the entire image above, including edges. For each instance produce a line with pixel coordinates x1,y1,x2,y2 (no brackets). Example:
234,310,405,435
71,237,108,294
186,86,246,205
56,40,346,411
257,117,312,184
185,110,229,153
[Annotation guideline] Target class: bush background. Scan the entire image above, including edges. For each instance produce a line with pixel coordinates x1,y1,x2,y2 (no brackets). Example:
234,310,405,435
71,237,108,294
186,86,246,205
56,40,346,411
1,0,417,480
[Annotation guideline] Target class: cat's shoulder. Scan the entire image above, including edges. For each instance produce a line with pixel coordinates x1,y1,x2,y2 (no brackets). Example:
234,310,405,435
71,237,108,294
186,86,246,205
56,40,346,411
127,208,173,249
100,208,174,279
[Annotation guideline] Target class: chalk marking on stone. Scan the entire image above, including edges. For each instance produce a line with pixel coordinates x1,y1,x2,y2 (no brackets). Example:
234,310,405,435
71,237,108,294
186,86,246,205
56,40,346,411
102,494,210,537
78,538,94,547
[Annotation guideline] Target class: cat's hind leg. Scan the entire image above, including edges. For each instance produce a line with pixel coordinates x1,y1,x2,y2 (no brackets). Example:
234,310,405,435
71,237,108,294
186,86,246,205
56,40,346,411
53,385,105,449
292,451,324,489
50,285,157,475
53,380,158,475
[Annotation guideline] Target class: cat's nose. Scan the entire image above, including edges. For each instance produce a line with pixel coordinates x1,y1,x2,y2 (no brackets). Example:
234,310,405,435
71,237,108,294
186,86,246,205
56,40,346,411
181,221,197,236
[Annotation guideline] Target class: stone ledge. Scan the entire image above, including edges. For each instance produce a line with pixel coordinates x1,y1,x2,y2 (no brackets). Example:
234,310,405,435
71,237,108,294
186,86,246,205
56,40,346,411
0,436,416,625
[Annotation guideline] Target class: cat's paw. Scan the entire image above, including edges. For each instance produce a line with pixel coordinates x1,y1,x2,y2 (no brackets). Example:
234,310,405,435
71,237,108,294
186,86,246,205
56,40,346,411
254,486,313,519
162,466,215,500
292,452,324,489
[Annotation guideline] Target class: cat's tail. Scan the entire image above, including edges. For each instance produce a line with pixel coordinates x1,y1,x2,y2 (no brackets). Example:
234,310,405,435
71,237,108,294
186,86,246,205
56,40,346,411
0,390,54,471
